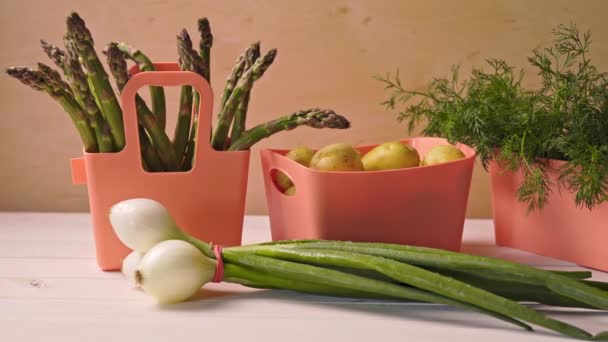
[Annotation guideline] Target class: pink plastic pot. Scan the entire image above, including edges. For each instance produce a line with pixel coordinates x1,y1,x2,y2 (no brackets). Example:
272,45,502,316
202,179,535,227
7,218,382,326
71,63,250,271
261,137,476,251
491,160,608,271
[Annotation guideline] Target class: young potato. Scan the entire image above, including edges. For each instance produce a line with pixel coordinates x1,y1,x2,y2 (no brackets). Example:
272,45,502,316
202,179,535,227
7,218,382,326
276,146,314,192
309,143,364,171
421,145,466,166
362,141,420,171
286,146,315,166
284,186,296,196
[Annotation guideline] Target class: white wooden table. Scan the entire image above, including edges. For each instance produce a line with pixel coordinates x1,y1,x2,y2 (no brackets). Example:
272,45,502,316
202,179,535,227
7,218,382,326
1,214,606,342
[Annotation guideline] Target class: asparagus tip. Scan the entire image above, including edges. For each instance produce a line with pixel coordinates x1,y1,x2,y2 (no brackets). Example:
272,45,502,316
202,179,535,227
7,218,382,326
246,42,262,65
6,66,47,91
197,17,210,29
5,67,18,78
102,42,120,56
197,17,213,47
299,109,351,129
266,48,278,61
247,40,262,59
66,11,92,42
36,62,50,73
36,62,70,92
177,29,208,75
40,40,67,68
68,11,84,23
105,42,129,91
178,29,192,46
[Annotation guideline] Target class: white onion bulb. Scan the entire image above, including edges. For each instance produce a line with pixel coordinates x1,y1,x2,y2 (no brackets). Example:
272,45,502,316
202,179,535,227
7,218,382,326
122,250,144,288
109,198,182,252
136,240,216,304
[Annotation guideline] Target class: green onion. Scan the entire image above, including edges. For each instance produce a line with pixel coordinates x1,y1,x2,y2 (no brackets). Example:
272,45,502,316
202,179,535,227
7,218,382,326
264,241,608,310
110,199,608,340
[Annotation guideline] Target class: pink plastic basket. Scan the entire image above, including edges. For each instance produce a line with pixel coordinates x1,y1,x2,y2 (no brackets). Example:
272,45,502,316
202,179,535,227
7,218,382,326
71,63,250,271
261,137,476,251
491,160,608,271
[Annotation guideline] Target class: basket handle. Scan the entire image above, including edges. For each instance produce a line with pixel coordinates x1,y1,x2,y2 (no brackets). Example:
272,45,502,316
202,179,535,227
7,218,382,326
269,167,299,197
262,149,310,198
120,63,214,170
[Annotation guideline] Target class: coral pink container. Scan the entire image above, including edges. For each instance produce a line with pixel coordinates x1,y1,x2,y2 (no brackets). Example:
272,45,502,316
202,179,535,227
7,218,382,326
491,160,608,271
71,63,250,271
261,137,476,251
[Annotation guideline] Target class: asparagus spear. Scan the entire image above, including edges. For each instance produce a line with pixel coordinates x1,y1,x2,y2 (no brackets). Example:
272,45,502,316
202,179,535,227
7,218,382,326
177,29,208,76
105,43,163,171
65,12,125,150
174,30,195,166
212,69,253,149
106,43,177,171
177,28,211,169
101,44,157,128
228,109,350,151
40,40,66,72
104,44,130,94
183,18,214,170
212,49,277,150
175,86,193,166
115,42,166,129
197,17,212,80
7,66,98,152
35,63,71,94
231,46,277,143
229,42,260,142
219,51,248,110
250,48,277,81
63,46,114,152
182,141,195,171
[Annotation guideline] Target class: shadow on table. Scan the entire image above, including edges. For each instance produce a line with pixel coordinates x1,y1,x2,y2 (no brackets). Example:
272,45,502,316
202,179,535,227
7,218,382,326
157,288,604,339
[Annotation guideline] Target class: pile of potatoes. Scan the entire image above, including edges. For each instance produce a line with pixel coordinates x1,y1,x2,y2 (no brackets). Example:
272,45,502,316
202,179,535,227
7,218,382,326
275,141,465,195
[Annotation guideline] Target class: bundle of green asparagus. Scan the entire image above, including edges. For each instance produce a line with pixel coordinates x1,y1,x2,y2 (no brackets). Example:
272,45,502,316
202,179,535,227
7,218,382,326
7,12,350,172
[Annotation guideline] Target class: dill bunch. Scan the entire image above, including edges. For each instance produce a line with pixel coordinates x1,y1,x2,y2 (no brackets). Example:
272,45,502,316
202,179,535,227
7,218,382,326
377,24,608,211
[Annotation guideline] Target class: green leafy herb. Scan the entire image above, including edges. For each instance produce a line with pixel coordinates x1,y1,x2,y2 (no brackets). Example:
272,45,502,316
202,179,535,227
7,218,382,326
377,24,608,211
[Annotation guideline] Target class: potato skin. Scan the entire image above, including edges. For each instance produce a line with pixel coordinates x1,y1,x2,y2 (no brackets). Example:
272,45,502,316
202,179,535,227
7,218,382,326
362,141,420,171
421,145,465,166
276,146,314,191
285,146,315,166
275,172,293,192
309,143,364,171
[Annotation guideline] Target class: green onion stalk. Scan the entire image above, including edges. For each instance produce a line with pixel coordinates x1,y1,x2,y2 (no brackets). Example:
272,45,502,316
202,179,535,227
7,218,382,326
111,198,608,341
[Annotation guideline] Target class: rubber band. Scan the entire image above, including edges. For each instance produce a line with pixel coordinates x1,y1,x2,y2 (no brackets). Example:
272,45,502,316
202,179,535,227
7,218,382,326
212,244,224,283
